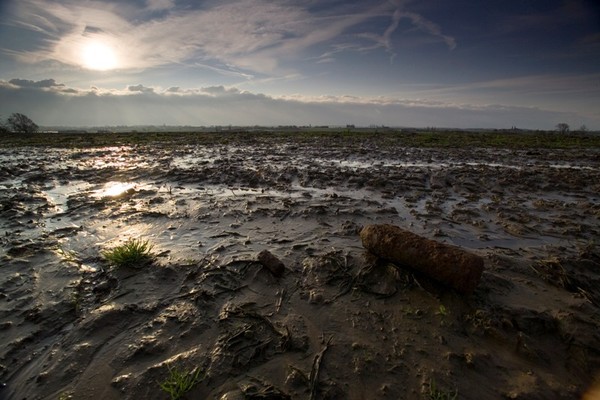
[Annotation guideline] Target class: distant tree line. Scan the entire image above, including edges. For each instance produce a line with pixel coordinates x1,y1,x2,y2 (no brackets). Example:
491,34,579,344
1,113,38,133
555,123,590,134
0,113,592,135
556,123,570,134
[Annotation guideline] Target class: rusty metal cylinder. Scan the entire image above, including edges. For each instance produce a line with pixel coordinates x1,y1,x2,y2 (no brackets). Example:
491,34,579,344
360,224,484,294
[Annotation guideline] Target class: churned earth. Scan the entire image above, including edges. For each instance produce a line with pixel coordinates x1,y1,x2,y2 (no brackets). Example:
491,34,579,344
0,131,599,399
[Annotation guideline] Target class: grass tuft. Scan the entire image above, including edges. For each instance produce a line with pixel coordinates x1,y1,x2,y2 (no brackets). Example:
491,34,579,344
102,238,155,268
159,365,203,400
428,379,458,400
57,247,79,264
436,305,448,316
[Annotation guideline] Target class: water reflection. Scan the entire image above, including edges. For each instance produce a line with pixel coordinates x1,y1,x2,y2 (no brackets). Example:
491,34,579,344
94,182,136,198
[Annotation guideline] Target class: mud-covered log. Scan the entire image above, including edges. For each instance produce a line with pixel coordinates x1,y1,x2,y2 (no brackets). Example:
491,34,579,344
257,249,285,277
360,224,484,294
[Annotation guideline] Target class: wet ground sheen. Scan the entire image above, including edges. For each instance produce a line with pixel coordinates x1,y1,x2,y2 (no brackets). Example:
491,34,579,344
1,132,599,399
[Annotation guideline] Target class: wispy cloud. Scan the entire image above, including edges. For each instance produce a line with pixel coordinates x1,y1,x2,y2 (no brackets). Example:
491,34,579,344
412,73,600,101
5,0,457,76
399,12,456,50
3,0,361,74
386,72,600,122
311,0,456,64
145,0,175,12
475,74,600,96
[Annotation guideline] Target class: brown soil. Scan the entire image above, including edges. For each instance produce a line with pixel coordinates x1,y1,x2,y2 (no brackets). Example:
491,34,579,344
1,135,599,399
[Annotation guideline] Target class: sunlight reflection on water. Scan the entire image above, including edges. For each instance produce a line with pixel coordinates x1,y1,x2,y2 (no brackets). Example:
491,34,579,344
94,182,136,198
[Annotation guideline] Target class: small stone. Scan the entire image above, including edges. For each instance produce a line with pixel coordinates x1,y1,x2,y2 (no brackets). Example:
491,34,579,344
220,391,245,400
308,289,324,304
36,372,48,383
0,321,12,330
257,249,285,276
379,383,391,395
111,373,131,388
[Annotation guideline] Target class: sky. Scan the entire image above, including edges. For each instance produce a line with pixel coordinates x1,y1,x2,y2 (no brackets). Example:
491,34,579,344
0,0,599,129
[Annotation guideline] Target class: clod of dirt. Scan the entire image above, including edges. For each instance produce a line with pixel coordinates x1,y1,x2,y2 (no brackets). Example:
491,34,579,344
300,252,353,302
354,262,404,297
257,250,285,277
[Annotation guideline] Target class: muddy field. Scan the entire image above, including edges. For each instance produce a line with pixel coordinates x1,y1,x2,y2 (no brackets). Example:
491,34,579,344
0,132,599,399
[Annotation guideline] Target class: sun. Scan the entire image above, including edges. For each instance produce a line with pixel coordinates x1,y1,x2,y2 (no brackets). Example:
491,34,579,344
81,40,118,71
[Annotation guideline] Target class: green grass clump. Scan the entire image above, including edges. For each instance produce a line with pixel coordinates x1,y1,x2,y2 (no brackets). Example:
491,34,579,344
102,238,155,268
436,305,448,316
159,365,203,400
428,379,458,400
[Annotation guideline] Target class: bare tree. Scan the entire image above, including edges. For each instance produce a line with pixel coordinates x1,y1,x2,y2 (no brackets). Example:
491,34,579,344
0,118,8,134
579,124,588,133
556,123,569,134
7,113,38,134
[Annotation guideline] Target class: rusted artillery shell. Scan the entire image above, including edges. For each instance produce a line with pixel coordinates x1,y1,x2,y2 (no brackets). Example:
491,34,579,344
360,224,484,294
257,250,285,277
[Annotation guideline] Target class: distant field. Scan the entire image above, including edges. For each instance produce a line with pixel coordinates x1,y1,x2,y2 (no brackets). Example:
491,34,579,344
1,129,600,149
1,127,599,399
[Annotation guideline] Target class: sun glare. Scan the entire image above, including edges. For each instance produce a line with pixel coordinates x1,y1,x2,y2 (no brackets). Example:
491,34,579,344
81,40,118,71
96,182,135,198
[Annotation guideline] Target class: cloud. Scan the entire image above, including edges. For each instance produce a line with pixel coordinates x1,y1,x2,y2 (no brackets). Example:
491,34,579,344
418,73,600,107
310,0,456,64
8,78,64,88
5,0,457,75
146,0,175,12
83,26,104,35
200,86,241,96
1,78,597,130
128,84,155,94
479,74,600,95
4,78,82,95
381,6,403,58
400,12,456,50
4,0,355,73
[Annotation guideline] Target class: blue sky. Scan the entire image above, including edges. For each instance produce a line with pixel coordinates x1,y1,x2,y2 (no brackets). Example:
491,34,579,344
0,0,598,129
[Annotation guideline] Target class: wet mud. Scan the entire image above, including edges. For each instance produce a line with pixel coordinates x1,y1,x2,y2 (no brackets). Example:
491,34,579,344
0,135,599,399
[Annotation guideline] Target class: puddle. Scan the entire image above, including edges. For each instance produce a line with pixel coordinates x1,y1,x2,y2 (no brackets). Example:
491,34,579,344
44,180,92,212
93,182,137,198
